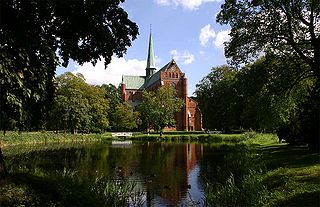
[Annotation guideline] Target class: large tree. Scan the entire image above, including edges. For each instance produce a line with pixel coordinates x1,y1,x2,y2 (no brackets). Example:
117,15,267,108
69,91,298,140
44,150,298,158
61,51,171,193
0,0,138,180
48,72,109,133
1,0,138,131
111,102,141,132
137,86,184,134
217,0,319,146
217,0,319,77
195,65,241,131
195,55,313,132
101,84,122,131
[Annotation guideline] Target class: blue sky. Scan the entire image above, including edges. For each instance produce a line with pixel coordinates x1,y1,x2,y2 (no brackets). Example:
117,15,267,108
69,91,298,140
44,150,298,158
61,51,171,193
56,0,230,96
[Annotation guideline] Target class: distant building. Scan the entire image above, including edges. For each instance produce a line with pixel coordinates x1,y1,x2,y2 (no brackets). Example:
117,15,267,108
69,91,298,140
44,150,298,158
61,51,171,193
120,32,202,131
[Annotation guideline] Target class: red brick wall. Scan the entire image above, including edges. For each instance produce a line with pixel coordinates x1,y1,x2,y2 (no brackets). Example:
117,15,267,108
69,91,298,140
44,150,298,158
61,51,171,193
121,62,202,131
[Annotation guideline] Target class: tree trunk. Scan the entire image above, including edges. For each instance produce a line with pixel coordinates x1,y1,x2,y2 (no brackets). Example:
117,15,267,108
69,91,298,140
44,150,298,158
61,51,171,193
0,147,7,181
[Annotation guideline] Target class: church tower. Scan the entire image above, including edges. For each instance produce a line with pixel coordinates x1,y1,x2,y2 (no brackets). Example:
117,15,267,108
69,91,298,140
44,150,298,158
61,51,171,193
146,31,156,78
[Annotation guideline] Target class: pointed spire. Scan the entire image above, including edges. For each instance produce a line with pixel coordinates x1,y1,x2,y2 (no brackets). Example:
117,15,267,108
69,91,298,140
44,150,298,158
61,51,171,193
146,27,156,77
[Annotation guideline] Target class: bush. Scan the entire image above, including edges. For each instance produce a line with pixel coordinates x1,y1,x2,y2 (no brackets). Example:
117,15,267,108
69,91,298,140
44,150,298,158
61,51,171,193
277,84,320,149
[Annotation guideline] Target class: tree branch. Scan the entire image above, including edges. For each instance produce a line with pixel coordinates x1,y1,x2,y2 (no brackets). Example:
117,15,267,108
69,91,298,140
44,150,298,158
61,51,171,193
283,4,314,67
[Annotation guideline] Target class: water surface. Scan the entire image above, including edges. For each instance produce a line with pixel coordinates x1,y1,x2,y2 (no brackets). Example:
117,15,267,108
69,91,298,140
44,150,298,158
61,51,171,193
4,141,231,206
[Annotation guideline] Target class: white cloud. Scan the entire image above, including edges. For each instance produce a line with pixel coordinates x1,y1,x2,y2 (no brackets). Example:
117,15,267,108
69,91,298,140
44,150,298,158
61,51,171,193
170,49,195,64
214,30,231,48
199,24,216,46
155,56,162,65
73,57,146,87
156,0,170,6
155,0,221,10
199,24,230,49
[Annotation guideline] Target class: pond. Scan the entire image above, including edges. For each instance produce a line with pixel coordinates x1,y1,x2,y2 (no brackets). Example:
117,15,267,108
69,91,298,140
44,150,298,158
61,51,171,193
4,141,235,206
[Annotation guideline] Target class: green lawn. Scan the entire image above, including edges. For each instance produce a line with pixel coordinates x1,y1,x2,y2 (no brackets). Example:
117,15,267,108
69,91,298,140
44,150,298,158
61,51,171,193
258,144,320,206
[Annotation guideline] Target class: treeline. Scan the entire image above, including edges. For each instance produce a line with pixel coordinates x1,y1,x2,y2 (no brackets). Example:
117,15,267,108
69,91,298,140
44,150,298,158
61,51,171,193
195,54,316,145
1,72,184,134
1,72,140,133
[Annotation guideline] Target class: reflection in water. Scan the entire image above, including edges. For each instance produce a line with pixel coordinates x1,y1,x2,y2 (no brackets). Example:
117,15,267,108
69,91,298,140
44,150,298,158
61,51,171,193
5,142,214,206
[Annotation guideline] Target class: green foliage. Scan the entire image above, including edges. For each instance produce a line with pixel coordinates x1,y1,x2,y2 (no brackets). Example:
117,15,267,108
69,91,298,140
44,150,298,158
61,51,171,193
195,65,240,130
195,55,314,132
48,72,109,133
278,80,320,148
217,0,319,147
217,0,319,78
111,102,141,132
0,0,138,132
101,84,126,131
137,86,184,132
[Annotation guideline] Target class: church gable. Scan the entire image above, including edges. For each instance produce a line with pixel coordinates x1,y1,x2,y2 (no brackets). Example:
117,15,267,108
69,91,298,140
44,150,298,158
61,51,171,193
161,60,184,80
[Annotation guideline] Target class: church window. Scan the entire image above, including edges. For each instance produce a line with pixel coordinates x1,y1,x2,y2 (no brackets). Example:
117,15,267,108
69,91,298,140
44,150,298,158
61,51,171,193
176,73,178,78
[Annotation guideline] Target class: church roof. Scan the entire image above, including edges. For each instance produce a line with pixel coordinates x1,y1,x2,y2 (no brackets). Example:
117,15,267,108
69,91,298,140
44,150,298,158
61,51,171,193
122,60,179,90
122,75,145,90
144,59,174,88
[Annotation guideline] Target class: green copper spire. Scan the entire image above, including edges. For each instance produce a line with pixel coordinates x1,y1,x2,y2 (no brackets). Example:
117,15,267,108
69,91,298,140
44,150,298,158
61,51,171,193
146,29,156,77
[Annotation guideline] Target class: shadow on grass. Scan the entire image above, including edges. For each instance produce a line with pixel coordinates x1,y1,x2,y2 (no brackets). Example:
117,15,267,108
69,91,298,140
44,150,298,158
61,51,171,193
1,172,103,207
274,191,320,207
258,145,320,169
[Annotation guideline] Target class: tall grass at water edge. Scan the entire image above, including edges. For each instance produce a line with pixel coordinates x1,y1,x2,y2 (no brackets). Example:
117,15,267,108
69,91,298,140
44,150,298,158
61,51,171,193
0,130,276,147
0,131,112,147
203,132,320,207
203,143,268,206
0,167,145,207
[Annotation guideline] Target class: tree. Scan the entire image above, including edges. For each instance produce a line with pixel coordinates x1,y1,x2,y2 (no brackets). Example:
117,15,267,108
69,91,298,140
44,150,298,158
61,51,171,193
48,72,109,133
236,55,313,131
50,72,91,133
195,65,241,131
1,0,138,131
101,84,122,131
217,0,319,77
217,0,319,147
87,86,109,133
0,0,138,179
111,103,141,132
137,86,184,134
195,55,313,132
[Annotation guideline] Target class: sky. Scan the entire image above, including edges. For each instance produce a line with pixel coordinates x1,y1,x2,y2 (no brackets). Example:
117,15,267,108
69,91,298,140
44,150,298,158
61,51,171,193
56,0,230,96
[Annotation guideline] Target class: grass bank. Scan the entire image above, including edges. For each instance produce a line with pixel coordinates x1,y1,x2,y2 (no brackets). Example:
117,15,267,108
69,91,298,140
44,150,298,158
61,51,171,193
0,130,265,147
258,145,320,206
0,131,109,147
204,133,320,207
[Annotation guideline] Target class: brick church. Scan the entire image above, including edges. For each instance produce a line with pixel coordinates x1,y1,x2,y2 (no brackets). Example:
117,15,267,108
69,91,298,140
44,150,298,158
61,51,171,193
121,32,202,131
